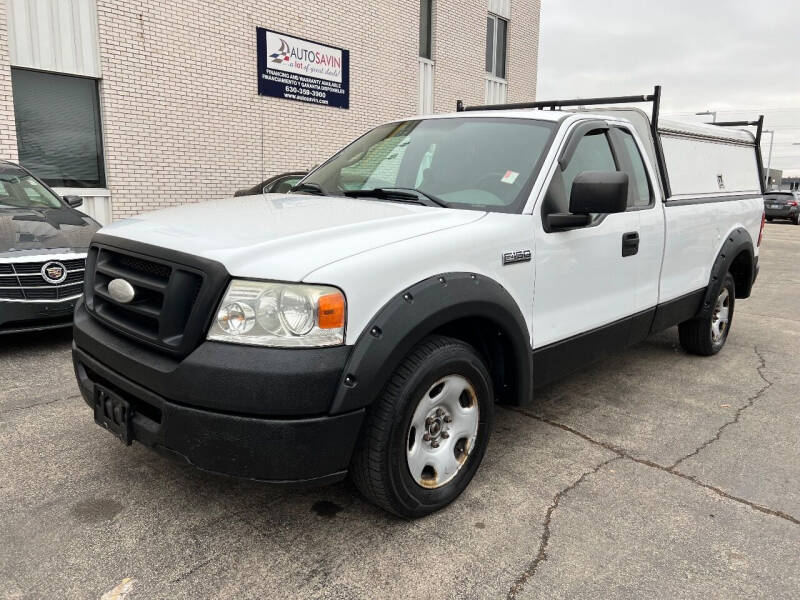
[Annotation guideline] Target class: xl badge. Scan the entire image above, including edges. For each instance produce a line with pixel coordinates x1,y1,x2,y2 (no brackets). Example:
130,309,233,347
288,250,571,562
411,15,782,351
502,250,532,265
40,261,67,284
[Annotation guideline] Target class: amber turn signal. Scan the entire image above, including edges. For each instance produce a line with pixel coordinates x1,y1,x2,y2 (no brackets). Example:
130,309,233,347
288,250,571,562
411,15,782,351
317,292,346,329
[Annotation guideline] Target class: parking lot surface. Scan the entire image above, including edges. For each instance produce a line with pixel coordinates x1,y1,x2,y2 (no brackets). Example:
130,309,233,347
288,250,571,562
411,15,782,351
2,222,799,599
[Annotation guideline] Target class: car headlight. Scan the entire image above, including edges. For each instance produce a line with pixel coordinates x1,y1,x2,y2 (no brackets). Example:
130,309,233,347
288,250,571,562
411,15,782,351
207,280,346,347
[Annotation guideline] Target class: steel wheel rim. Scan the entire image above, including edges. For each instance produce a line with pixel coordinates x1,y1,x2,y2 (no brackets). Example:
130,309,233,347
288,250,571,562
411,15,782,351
711,287,730,343
405,374,480,489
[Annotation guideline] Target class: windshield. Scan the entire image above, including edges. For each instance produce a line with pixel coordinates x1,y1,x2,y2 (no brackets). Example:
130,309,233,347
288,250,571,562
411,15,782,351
0,165,62,209
303,117,557,213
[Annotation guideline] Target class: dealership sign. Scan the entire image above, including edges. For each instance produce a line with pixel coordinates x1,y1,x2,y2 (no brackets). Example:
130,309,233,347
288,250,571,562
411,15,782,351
257,28,350,109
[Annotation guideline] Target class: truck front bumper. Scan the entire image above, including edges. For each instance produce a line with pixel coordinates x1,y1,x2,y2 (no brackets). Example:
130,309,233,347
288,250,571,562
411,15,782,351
72,302,364,484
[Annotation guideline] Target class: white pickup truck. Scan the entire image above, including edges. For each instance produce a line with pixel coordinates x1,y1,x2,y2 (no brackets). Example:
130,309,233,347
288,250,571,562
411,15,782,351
73,87,765,517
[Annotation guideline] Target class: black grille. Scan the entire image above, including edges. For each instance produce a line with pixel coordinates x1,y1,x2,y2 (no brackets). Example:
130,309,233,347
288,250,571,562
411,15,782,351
0,256,86,300
84,241,226,357
116,254,172,279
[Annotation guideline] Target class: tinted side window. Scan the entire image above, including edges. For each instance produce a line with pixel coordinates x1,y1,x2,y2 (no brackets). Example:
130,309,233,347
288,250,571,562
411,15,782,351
618,129,652,207
561,131,617,199
541,130,617,221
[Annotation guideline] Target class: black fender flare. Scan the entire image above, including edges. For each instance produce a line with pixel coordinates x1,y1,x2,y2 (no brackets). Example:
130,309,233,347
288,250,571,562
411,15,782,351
329,272,533,415
698,227,754,318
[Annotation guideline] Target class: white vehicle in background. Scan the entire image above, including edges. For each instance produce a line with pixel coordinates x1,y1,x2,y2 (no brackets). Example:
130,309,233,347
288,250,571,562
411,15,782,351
72,87,765,517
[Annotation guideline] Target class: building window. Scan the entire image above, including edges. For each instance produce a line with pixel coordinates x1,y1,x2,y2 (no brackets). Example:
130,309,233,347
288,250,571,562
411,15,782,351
485,14,507,79
419,0,433,59
11,68,106,188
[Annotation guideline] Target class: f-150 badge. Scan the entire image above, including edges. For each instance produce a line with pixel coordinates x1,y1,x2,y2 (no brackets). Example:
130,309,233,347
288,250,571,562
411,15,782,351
502,250,532,265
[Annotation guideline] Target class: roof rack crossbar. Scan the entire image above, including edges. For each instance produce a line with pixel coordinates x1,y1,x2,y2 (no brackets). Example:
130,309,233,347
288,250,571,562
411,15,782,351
455,93,655,113
456,85,673,199
708,120,762,127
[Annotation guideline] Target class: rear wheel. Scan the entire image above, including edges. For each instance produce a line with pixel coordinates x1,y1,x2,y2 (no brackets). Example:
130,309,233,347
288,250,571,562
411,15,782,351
350,335,493,518
766,217,773,222
793,213,800,225
678,273,735,356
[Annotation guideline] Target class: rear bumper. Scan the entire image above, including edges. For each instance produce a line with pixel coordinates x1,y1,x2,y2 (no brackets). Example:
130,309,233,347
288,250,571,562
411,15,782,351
0,296,79,334
72,301,365,484
765,206,798,219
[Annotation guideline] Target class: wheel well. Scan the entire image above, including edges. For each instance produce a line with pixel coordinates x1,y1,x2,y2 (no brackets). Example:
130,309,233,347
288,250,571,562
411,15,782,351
432,316,522,405
729,249,753,299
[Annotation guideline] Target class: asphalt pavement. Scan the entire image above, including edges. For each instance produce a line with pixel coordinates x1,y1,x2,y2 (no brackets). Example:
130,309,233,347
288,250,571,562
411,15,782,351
1,222,798,599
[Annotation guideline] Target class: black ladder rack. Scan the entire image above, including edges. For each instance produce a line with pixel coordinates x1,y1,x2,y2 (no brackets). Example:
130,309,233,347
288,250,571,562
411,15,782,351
456,85,673,198
456,86,768,198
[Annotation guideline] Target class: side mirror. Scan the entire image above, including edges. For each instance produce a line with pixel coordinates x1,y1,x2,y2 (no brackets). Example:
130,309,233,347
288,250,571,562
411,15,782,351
569,171,628,215
63,195,83,208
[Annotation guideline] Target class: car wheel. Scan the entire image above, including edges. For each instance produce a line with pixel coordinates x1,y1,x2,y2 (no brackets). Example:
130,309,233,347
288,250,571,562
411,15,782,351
350,335,493,518
678,273,735,356
766,217,773,222
794,213,800,225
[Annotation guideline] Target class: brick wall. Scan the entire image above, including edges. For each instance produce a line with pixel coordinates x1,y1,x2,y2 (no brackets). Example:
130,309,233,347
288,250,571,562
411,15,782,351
505,0,540,104
90,0,540,218
432,0,487,113
0,0,18,160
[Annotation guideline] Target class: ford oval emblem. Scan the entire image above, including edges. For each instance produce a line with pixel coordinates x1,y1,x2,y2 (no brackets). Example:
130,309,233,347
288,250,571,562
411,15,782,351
108,278,135,304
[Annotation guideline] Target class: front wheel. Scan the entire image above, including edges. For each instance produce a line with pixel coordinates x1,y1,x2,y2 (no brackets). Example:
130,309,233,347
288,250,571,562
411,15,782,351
678,273,735,356
349,335,494,517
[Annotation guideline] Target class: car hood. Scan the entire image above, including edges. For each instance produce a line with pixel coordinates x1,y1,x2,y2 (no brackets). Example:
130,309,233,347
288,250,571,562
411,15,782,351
0,206,99,254
100,194,486,281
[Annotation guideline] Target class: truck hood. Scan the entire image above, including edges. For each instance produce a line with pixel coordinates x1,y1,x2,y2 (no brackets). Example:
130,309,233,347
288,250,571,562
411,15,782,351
100,194,486,281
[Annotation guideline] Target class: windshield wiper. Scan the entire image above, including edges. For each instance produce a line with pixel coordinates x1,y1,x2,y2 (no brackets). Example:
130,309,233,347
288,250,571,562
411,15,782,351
290,181,327,196
342,187,447,208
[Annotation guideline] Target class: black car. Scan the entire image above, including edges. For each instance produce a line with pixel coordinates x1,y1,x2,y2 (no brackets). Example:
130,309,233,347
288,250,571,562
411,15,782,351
764,191,800,225
0,161,100,334
233,171,307,197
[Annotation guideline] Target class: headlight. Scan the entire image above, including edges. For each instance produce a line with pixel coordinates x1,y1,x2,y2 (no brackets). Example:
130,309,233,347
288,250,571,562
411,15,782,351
208,280,345,347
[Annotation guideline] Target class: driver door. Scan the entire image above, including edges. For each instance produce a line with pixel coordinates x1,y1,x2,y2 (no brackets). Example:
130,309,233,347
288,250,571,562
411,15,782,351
531,123,641,385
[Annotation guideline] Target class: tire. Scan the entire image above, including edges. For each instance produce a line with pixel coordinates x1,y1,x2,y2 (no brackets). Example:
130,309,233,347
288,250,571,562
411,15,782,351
794,213,800,225
350,335,494,518
678,273,735,356
767,217,773,222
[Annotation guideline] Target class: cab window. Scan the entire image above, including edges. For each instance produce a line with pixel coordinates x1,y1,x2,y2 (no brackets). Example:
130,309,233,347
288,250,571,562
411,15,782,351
617,128,652,208
541,130,617,224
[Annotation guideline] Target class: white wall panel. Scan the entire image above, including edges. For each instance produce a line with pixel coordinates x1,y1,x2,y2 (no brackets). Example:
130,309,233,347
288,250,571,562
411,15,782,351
53,187,111,225
7,0,100,77
418,58,434,115
484,75,507,104
488,0,511,18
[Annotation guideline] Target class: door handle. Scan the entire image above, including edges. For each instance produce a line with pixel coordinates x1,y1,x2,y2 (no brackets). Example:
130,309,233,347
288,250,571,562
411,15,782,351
622,231,640,257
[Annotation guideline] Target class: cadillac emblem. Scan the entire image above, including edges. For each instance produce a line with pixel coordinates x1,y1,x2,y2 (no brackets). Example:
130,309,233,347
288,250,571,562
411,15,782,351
41,261,67,285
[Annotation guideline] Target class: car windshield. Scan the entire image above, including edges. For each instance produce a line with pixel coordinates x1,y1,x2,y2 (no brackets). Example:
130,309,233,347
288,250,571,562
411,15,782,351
0,165,62,209
302,117,557,213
